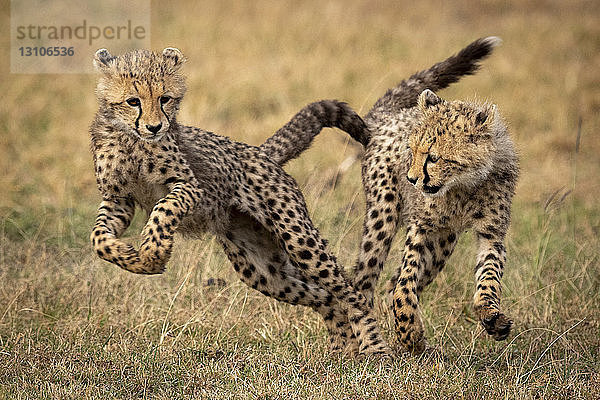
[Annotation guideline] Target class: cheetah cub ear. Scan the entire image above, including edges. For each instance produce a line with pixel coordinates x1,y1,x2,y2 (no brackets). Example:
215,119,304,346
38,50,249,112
93,48,115,72
475,104,497,125
162,47,186,70
418,89,442,110
475,104,498,134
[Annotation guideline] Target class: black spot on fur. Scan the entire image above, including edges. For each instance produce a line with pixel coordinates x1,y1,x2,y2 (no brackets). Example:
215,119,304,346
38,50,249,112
299,250,312,260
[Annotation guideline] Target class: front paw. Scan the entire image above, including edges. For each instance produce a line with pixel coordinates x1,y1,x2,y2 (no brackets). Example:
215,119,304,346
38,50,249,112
397,327,427,355
96,236,168,275
329,334,360,358
95,237,147,273
394,315,427,355
479,309,513,341
94,235,137,263
358,342,394,360
137,237,172,274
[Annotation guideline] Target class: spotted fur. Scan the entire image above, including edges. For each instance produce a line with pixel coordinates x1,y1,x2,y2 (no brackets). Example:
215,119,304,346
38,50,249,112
89,47,390,356
262,37,518,353
370,89,518,353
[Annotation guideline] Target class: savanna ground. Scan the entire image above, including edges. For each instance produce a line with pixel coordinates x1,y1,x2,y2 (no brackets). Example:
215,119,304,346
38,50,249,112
1,0,599,398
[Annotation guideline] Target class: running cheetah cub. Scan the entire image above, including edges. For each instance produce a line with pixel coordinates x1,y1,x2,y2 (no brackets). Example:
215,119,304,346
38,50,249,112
353,39,518,353
263,37,518,353
374,89,519,353
89,47,390,356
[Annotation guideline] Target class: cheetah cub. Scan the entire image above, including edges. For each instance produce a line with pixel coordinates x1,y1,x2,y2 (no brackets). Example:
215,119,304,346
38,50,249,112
89,47,390,356
373,89,519,353
353,40,518,354
263,37,518,353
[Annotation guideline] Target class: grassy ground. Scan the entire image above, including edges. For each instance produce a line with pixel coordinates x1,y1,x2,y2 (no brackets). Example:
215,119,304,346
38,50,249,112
1,0,599,398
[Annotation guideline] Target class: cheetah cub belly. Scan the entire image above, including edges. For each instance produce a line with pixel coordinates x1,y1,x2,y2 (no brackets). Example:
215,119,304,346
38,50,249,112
88,47,391,357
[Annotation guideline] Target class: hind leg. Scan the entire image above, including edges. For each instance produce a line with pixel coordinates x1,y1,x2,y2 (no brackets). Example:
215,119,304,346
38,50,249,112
237,175,390,356
221,211,358,355
274,226,390,355
352,152,402,306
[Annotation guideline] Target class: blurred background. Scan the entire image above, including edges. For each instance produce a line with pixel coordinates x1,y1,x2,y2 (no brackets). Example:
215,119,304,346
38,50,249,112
0,0,598,397
1,0,598,240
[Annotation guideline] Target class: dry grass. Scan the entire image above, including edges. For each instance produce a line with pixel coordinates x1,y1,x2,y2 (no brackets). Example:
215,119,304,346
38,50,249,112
0,0,599,398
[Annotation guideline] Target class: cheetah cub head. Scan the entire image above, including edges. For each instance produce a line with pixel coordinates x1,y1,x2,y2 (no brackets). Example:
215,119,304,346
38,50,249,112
407,89,503,197
93,47,187,141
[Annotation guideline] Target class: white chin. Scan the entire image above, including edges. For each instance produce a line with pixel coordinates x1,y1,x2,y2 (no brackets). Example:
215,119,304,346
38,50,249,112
422,191,442,198
142,134,165,142
134,130,165,142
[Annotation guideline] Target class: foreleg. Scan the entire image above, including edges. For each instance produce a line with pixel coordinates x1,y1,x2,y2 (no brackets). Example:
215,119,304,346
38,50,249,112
90,197,141,270
473,233,512,340
353,165,401,305
391,224,432,353
388,229,458,296
91,181,202,274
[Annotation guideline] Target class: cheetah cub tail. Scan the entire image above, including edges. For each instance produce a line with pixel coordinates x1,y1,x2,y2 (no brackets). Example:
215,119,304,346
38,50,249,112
260,100,368,166
366,36,502,118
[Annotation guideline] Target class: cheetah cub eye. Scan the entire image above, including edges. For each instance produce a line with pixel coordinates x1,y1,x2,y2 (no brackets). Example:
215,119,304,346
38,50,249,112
126,98,141,107
428,153,440,163
160,95,172,105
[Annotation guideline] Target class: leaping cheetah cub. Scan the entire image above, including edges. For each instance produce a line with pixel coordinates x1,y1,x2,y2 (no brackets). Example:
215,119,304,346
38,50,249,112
88,47,390,356
264,37,518,353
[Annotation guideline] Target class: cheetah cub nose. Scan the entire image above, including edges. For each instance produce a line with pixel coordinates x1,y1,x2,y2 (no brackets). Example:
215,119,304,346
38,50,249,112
146,123,162,133
406,175,418,185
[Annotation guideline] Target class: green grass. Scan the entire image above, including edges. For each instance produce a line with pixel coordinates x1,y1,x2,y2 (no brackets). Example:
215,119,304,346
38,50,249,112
1,0,599,398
